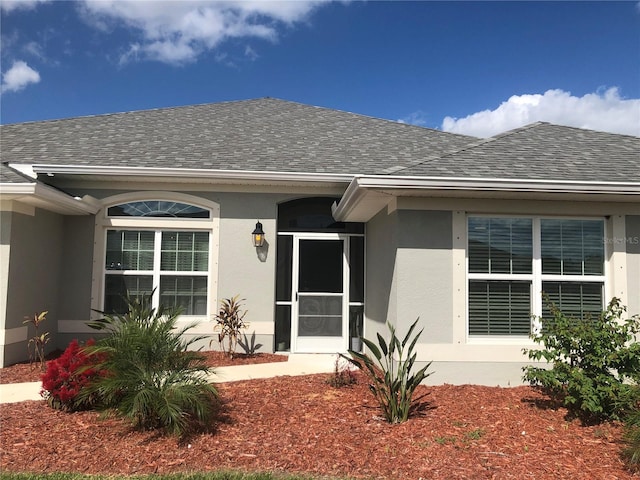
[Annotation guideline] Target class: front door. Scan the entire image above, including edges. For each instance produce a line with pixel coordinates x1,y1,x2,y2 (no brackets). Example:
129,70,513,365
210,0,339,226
292,236,348,352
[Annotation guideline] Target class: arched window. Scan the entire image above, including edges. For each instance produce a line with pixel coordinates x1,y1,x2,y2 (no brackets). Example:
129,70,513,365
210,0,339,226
107,201,210,218
93,194,219,317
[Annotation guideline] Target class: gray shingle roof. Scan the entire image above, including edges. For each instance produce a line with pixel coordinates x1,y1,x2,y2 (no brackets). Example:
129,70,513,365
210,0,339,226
0,163,33,184
0,98,474,176
397,122,640,182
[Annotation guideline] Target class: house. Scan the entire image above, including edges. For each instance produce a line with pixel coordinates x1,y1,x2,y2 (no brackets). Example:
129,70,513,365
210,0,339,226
1,98,638,385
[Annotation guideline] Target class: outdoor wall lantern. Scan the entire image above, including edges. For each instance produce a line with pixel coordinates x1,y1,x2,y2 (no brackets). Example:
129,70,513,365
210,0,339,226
252,221,265,247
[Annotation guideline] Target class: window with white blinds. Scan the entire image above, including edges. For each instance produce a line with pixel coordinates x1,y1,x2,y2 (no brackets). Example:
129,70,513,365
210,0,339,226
468,217,605,337
104,230,209,315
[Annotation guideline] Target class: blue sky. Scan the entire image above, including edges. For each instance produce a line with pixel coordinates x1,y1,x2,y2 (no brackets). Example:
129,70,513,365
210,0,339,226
1,1,639,137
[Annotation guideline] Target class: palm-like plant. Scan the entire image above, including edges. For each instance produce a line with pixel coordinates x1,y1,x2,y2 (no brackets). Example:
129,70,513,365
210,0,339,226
83,294,217,436
213,295,248,358
342,318,433,423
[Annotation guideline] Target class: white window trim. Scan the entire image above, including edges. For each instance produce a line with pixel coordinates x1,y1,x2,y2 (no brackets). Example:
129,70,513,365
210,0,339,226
91,192,220,323
466,214,608,343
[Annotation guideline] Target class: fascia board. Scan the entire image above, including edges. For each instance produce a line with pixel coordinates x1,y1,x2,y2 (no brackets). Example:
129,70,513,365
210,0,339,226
356,175,640,195
334,175,640,223
0,182,98,215
30,164,356,184
331,177,392,222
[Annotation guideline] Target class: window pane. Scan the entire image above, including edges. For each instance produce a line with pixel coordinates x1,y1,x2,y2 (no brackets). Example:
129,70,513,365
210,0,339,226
108,201,210,218
349,236,365,303
275,304,291,351
469,281,531,335
542,282,603,320
104,275,153,314
161,231,209,272
468,217,532,274
106,230,154,271
349,305,364,351
541,219,604,275
276,235,293,302
160,276,207,315
468,217,490,273
583,221,605,275
277,197,364,233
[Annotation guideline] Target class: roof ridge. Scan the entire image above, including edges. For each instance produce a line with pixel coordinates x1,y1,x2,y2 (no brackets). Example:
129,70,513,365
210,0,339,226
539,121,640,139
0,97,476,141
0,98,272,127
384,122,557,175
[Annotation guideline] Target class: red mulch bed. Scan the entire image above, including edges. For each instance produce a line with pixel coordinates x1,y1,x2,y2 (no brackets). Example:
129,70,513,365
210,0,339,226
0,356,635,479
0,350,287,384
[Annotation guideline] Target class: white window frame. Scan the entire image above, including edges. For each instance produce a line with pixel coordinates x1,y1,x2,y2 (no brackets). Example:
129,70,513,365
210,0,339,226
91,192,220,322
467,215,607,343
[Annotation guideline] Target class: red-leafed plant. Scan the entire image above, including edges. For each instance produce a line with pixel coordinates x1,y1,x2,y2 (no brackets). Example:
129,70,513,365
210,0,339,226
41,339,106,411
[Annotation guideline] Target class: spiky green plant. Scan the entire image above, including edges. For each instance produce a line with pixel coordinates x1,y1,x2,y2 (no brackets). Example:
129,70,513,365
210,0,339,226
82,295,217,436
622,385,640,472
342,318,433,423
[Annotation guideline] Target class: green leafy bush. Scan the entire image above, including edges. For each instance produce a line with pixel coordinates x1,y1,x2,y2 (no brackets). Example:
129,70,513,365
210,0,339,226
342,318,432,423
622,385,640,472
523,297,640,422
83,295,218,436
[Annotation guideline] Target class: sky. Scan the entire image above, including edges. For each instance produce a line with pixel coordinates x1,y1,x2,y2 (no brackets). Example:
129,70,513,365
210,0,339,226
1,0,639,138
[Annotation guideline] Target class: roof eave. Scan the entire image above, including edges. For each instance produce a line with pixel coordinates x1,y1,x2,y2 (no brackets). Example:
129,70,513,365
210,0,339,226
28,164,356,186
0,182,99,215
333,175,640,222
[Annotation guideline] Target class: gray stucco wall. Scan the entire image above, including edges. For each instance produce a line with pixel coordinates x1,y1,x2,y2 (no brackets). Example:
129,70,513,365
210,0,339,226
2,208,64,366
58,216,95,320
395,210,453,343
364,207,397,343
364,208,454,344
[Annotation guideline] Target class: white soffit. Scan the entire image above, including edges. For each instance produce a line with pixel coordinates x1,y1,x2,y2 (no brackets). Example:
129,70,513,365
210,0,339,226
0,182,99,215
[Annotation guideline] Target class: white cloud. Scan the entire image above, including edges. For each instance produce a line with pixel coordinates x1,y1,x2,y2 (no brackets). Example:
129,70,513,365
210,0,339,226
0,0,50,13
397,110,428,127
1,60,40,93
442,88,640,137
244,45,258,61
78,0,328,65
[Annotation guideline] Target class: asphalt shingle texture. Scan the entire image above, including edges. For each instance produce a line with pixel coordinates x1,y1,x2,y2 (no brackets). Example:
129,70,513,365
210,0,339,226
2,99,638,183
0,98,474,176
0,163,33,184
398,122,640,182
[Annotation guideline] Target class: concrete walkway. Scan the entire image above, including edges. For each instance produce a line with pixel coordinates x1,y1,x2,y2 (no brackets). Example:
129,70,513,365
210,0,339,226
0,354,340,404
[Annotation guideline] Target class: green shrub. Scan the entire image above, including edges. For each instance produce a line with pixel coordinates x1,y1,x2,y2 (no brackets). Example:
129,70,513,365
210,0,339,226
83,295,217,436
523,297,640,422
342,318,432,423
622,385,640,471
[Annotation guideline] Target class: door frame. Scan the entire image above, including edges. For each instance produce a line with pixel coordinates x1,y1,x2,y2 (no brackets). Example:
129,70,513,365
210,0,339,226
290,233,351,353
